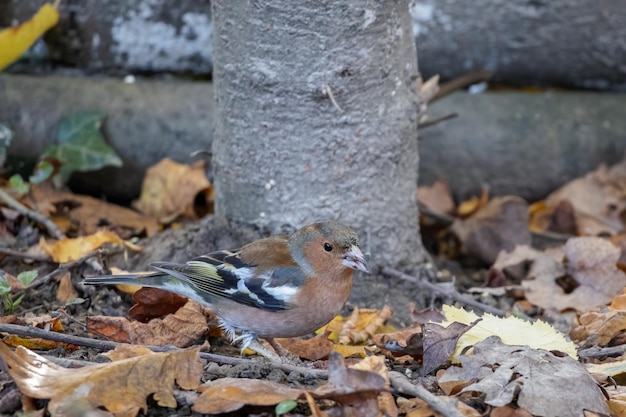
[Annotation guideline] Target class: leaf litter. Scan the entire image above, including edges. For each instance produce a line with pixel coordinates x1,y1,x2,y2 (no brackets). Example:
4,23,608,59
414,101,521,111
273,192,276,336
2,155,626,415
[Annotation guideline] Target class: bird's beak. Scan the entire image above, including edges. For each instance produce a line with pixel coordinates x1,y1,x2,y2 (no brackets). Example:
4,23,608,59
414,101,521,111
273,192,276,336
343,245,368,273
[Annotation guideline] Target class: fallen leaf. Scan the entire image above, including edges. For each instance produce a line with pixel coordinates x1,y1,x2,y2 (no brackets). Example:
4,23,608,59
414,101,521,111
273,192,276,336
418,179,455,216
276,330,334,361
314,352,387,416
29,185,159,237
523,237,626,311
350,355,398,417
55,271,78,303
371,323,422,359
541,158,626,236
422,321,471,375
133,158,213,223
441,305,577,360
457,188,490,218
39,230,138,262
452,196,531,264
87,300,209,347
439,338,609,416
570,310,626,346
2,335,77,351
23,314,63,332
129,287,189,323
0,342,203,416
194,378,303,414
102,344,155,362
339,305,393,344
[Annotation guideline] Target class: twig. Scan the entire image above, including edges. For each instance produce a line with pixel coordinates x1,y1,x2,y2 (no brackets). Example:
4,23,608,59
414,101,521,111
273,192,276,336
28,249,104,290
0,247,52,263
0,323,329,378
389,371,466,417
322,83,344,112
0,188,65,240
579,345,626,359
418,113,459,129
383,266,506,317
432,70,493,103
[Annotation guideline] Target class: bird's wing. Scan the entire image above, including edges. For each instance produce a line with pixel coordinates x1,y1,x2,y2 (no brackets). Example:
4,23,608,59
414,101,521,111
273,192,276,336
150,236,304,312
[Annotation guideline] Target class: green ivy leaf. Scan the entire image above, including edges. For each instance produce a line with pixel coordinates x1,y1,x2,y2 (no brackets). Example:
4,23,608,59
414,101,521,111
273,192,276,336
0,278,10,296
17,270,38,287
275,400,297,416
9,174,29,195
43,111,122,186
29,160,54,184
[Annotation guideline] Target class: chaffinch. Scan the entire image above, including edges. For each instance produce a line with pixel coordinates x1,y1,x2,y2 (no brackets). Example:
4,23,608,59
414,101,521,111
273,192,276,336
84,221,367,360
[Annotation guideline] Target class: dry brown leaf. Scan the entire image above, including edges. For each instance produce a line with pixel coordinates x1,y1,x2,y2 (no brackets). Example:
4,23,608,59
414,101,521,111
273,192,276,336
452,196,531,265
2,270,24,291
102,344,155,362
132,158,213,223
0,342,202,416
523,237,626,311
87,300,209,347
439,337,609,416
276,330,335,361
314,352,386,416
23,314,63,332
606,386,626,416
422,321,471,375
490,406,534,417
194,378,303,414
129,287,189,322
456,187,489,218
338,305,394,344
418,179,455,216
540,158,626,236
570,310,626,346
29,185,159,237
39,230,136,263
398,396,481,417
350,355,398,417
372,323,422,359
55,271,78,303
610,288,626,311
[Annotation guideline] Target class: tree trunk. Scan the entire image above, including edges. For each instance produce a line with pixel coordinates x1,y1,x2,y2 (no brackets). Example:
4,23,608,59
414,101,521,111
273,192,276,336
211,0,422,269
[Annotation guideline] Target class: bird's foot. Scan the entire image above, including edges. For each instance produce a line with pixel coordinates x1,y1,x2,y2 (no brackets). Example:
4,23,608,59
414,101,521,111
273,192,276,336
234,333,302,364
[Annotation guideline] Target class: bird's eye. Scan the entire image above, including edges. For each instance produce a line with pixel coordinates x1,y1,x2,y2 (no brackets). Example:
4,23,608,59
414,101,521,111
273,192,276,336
324,242,333,252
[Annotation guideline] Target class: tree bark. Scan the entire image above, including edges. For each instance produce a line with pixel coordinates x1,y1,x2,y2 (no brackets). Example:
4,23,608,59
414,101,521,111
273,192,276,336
211,0,422,269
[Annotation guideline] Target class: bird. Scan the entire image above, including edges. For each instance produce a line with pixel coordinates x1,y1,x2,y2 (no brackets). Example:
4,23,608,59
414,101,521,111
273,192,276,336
83,221,367,361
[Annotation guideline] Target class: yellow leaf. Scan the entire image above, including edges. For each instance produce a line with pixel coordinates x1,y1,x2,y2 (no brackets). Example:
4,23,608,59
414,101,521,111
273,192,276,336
440,305,577,360
39,230,132,262
0,3,60,71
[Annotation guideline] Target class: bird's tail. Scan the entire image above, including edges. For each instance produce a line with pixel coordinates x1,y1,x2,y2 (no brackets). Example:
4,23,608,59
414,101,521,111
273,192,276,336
83,272,170,288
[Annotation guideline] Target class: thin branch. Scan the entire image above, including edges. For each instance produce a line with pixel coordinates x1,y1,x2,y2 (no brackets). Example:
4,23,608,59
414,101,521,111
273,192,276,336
579,345,626,359
432,70,493,103
27,249,104,290
0,323,329,378
0,188,65,240
383,266,506,317
322,83,344,112
389,371,466,417
418,112,459,129
0,247,52,263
